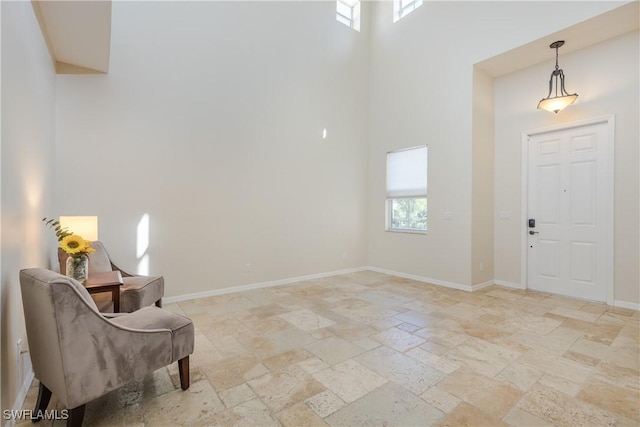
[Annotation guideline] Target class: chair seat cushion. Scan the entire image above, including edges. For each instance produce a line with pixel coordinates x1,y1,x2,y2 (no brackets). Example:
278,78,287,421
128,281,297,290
110,306,194,362
120,275,164,313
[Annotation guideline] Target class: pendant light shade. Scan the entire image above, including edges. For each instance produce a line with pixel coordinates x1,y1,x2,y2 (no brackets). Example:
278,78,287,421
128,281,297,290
537,41,578,113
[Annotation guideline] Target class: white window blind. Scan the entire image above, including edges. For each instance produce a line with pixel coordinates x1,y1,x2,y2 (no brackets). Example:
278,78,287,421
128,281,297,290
386,146,428,198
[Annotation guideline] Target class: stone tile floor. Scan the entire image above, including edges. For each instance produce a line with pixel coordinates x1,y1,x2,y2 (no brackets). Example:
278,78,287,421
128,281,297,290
18,271,640,426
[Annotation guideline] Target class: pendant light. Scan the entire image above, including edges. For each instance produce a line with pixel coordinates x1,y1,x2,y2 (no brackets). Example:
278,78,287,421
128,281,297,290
537,40,578,113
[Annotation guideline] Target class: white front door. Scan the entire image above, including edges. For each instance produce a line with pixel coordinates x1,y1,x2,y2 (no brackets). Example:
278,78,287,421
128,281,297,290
527,120,612,302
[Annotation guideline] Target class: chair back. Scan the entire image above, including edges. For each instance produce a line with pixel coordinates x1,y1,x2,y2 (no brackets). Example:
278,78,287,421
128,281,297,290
19,268,101,407
58,240,112,275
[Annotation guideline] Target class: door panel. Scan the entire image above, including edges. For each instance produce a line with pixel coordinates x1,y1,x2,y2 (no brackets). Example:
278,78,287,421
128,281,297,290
527,122,609,302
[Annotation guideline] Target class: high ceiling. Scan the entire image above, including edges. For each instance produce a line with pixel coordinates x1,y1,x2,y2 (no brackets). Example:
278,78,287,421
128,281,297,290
32,0,111,74
476,2,638,77
30,1,637,76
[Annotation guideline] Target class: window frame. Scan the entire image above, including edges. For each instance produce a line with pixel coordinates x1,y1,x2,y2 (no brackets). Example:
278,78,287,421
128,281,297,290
386,145,428,234
393,0,423,23
336,0,361,32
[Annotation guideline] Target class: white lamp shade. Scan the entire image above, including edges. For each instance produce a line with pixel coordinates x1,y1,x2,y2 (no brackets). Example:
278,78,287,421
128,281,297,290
537,94,578,113
59,216,99,241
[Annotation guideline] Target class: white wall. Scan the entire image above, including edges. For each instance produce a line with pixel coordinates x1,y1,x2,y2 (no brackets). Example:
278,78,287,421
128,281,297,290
1,1,56,414
367,1,625,287
55,1,371,297
471,68,494,286
494,31,639,305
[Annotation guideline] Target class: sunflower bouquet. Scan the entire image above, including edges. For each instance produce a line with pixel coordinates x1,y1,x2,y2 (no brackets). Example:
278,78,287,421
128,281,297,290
59,234,95,257
42,218,95,255
43,218,95,283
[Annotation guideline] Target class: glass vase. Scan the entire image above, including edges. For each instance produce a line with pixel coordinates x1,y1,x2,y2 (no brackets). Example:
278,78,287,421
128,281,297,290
66,254,89,284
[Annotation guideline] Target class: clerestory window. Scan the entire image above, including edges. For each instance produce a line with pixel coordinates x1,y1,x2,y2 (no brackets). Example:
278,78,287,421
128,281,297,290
393,0,423,23
336,0,361,32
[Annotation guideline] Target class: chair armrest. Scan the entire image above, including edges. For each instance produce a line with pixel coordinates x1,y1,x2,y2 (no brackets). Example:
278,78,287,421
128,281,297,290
110,261,136,277
102,312,127,319
54,285,174,408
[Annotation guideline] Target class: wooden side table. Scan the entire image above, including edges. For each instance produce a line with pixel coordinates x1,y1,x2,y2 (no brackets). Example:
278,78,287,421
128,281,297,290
85,271,124,313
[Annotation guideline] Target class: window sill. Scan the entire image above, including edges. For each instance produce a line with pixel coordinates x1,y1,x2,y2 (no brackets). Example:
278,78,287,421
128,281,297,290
386,229,427,235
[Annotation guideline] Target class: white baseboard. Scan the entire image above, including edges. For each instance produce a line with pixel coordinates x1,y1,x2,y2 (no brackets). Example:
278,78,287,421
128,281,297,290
366,266,476,292
494,280,526,290
5,364,34,427
614,300,640,311
163,266,639,311
472,280,494,291
163,266,369,304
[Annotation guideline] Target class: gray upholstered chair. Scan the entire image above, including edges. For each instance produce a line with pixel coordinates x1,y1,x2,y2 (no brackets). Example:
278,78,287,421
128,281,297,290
58,241,164,312
20,268,194,427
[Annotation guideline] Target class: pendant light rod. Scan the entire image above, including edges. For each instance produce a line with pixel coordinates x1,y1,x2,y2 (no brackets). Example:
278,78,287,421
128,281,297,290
537,40,578,113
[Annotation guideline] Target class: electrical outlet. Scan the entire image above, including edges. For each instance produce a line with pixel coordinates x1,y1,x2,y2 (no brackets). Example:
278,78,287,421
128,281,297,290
479,261,484,272
243,263,251,272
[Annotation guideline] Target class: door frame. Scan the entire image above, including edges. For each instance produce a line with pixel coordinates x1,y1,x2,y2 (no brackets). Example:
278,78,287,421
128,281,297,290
520,115,615,304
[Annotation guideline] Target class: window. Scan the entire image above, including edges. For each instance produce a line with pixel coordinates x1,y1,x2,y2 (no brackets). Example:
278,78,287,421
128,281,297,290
336,0,361,32
386,146,428,232
393,0,423,23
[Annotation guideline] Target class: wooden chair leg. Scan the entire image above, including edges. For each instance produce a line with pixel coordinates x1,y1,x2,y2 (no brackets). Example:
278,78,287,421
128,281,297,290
178,356,190,390
66,405,85,427
32,382,52,422
155,299,162,308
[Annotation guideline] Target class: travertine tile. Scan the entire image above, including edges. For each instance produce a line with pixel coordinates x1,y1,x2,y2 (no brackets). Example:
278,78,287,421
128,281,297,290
328,322,377,341
538,373,582,397
569,337,639,370
304,336,365,365
262,348,314,371
247,364,325,413
296,357,330,374
219,383,256,409
355,346,446,394
370,327,425,352
592,360,640,391
438,368,522,418
443,336,522,377
436,402,507,427
504,312,562,335
406,347,460,374
279,308,336,332
420,386,462,413
326,382,444,426
397,321,425,333
141,380,225,425
19,272,639,427
579,379,640,421
277,402,328,427
305,390,345,417
352,336,381,351
558,318,621,345
517,384,618,426
549,306,601,323
511,330,573,355
312,359,387,403
502,407,553,426
201,353,267,391
211,398,280,427
495,361,543,392
394,309,439,327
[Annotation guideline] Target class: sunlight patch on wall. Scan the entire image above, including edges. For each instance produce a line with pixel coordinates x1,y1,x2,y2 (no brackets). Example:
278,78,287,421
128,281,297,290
137,213,150,275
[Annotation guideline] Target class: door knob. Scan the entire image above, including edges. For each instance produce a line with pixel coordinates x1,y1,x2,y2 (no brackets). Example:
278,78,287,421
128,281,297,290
529,230,539,235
